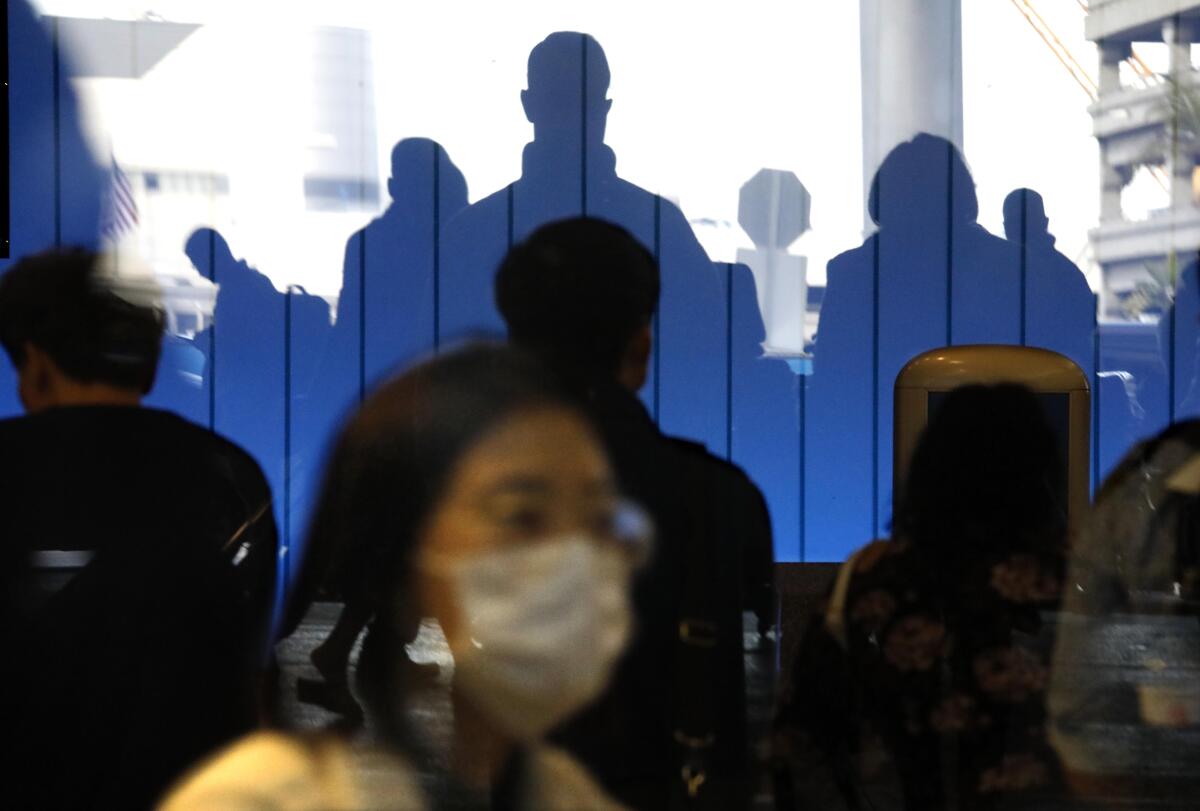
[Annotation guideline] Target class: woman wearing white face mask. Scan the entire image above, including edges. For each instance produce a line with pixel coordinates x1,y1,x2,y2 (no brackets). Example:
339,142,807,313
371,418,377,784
158,343,647,811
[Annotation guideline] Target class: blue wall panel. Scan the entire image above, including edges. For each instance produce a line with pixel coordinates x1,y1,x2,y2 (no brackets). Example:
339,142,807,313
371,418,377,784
729,262,801,562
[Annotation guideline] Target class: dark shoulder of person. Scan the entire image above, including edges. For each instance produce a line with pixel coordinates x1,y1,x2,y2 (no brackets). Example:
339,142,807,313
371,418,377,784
0,406,274,551
662,437,771,542
662,438,774,615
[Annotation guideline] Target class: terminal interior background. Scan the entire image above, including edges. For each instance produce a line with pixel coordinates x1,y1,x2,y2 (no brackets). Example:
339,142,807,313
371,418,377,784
3,0,1195,602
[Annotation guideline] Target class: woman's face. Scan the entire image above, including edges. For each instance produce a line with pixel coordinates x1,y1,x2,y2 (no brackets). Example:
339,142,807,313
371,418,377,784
416,405,627,648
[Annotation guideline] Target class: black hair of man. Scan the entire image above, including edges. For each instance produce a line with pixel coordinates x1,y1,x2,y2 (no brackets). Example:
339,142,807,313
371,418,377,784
0,247,163,394
495,217,659,380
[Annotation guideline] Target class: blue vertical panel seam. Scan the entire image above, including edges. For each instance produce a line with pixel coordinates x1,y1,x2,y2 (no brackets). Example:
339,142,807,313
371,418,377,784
1020,194,1028,345
206,230,217,431
433,143,442,350
580,34,588,215
51,16,61,246
357,226,366,404
283,287,293,581
942,144,953,346
1170,284,1178,424
871,213,880,538
725,263,733,462
798,374,806,561
1092,293,1100,495
652,195,661,422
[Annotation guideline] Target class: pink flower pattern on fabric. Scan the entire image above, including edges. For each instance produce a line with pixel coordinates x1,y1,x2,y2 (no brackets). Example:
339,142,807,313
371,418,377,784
990,554,1060,603
883,615,947,672
974,647,1048,703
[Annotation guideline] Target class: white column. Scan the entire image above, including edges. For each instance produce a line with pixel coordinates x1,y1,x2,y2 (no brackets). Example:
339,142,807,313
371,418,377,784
1164,18,1196,212
859,0,963,229
1097,40,1131,222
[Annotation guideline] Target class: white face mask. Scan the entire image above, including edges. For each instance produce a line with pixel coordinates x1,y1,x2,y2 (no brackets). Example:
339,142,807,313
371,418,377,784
424,535,633,741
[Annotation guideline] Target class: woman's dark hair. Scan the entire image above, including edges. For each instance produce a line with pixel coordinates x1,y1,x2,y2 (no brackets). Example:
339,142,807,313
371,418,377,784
892,383,1065,558
867,132,979,229
291,342,577,742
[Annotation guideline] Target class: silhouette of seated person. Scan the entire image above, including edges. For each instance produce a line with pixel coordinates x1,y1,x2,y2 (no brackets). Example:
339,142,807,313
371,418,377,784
440,32,725,449
496,217,768,809
0,249,279,810
809,133,1022,557
1002,187,1094,377
776,384,1068,810
294,139,469,721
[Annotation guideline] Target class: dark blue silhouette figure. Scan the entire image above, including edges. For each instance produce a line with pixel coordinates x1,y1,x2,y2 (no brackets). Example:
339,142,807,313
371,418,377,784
808,133,1022,560
332,137,468,396
291,139,468,715
1002,187,1095,378
185,229,287,588
185,229,338,620
0,1,107,418
439,32,728,452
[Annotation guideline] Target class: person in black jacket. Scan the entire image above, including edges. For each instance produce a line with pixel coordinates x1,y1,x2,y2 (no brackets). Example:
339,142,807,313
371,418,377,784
0,248,278,811
494,216,773,809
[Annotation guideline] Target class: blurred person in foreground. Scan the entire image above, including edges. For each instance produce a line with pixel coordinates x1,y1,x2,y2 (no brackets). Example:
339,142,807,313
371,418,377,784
774,384,1067,810
496,217,773,809
160,343,644,810
0,248,278,810
1049,419,1200,805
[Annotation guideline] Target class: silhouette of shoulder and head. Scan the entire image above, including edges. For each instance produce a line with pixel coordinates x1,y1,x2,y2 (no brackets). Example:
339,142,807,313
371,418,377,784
868,132,979,233
1002,187,1054,248
185,227,235,274
386,138,468,218
0,248,163,413
184,227,275,296
496,217,658,392
522,32,612,155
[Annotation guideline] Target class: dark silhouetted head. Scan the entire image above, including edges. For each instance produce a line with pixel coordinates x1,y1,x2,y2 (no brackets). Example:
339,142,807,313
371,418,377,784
184,227,237,276
522,32,612,146
495,217,659,390
0,248,163,411
893,383,1065,558
868,133,979,230
1002,187,1051,244
386,138,468,211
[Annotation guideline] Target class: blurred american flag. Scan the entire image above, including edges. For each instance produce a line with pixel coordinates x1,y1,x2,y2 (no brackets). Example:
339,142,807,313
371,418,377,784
101,153,139,239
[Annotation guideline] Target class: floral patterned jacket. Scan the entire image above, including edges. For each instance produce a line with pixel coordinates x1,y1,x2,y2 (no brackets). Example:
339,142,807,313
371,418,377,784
774,539,1064,810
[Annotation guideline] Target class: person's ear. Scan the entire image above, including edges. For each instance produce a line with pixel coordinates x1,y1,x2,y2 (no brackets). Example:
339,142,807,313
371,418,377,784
619,324,653,392
521,89,534,123
18,343,58,414
386,176,399,203
603,98,612,117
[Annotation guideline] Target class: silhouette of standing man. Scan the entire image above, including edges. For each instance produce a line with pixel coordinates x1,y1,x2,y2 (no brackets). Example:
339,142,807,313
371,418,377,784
294,138,468,720
1002,187,1094,378
808,133,1021,559
440,32,727,451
